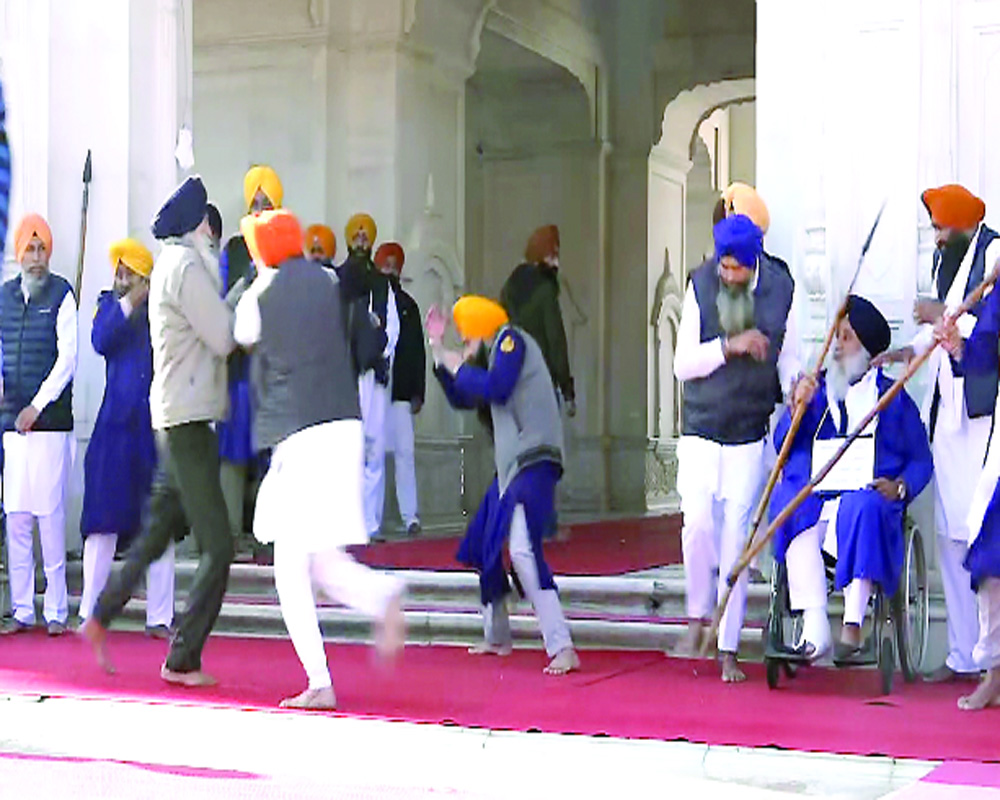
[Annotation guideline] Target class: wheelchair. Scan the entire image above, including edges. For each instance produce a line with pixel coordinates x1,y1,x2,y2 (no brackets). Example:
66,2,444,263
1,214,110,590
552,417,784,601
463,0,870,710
763,517,929,695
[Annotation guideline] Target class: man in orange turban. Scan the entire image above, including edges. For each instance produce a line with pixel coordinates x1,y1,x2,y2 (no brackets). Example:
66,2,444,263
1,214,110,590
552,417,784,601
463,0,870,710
1,213,78,636
341,215,399,540
214,166,287,560
79,238,175,639
304,224,336,265
373,243,424,536
878,183,999,683
426,296,580,676
499,225,576,417
233,209,404,710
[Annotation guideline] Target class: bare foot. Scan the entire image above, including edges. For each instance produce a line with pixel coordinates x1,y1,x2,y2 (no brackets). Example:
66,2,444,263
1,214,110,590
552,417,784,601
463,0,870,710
544,647,580,675
468,642,513,656
160,664,218,687
78,618,115,675
958,669,1000,711
279,686,337,710
375,593,406,662
670,622,704,658
720,652,746,683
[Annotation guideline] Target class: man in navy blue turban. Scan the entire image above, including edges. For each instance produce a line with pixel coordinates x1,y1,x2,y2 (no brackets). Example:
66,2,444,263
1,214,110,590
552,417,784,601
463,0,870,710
672,213,801,682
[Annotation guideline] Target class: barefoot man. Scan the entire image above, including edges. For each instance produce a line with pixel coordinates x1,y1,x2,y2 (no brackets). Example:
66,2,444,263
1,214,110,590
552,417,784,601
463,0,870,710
939,275,1000,710
428,296,579,675
673,213,799,682
234,209,405,709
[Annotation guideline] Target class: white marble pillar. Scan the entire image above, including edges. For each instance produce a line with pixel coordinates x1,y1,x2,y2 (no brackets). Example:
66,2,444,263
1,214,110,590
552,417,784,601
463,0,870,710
2,0,187,549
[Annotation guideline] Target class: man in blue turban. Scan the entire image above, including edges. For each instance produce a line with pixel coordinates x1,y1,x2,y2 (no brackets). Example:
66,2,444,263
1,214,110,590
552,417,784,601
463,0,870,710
772,295,931,663
82,175,248,687
672,213,801,682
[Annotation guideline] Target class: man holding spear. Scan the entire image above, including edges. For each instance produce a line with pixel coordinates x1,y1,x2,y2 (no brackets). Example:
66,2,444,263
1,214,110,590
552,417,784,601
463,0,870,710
878,185,999,682
673,213,799,682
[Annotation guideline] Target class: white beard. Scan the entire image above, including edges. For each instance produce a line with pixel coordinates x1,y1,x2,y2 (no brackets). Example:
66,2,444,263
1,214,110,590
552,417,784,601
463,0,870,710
827,348,872,403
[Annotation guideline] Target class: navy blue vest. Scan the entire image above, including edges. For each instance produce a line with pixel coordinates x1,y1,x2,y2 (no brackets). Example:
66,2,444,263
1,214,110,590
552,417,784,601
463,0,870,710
683,257,795,445
0,274,73,432
937,226,999,420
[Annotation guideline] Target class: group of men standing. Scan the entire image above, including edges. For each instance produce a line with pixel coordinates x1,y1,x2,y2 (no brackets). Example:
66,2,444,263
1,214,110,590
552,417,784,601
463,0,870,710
672,180,1000,709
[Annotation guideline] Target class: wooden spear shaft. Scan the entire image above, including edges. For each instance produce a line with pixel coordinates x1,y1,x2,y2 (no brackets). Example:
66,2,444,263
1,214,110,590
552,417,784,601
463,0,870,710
737,202,886,571
698,270,997,657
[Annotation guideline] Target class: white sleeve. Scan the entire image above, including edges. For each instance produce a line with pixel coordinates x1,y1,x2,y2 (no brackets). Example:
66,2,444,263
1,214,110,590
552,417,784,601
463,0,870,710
776,282,803,398
673,283,726,381
233,286,262,347
31,292,78,411
384,287,400,358
911,322,935,357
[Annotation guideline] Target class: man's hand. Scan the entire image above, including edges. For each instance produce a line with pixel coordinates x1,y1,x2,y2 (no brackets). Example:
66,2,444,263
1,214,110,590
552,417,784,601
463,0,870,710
410,398,423,415
935,315,963,358
425,305,447,346
566,398,577,418
791,374,818,408
872,346,915,368
15,405,39,434
724,329,770,362
871,477,905,502
913,299,945,326
441,350,464,374
126,280,149,309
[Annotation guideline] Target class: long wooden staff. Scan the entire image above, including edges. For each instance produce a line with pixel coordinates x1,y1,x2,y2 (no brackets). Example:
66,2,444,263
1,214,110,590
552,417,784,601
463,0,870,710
73,149,92,308
739,202,887,571
699,266,997,657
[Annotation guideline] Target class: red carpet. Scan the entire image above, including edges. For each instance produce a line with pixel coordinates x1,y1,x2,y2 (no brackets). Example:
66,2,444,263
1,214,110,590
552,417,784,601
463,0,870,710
348,514,682,574
0,631,996,762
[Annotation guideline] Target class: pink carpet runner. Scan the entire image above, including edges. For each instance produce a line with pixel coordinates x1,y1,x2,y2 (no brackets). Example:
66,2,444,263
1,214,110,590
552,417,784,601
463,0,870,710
349,514,682,574
0,631,997,763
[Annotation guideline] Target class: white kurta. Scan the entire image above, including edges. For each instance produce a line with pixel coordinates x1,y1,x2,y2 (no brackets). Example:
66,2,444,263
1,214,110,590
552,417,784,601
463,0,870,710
912,225,1000,543
674,273,802,653
0,289,77,514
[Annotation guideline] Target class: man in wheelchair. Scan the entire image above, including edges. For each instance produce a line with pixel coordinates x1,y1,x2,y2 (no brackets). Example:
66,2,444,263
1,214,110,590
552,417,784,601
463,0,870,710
770,295,933,662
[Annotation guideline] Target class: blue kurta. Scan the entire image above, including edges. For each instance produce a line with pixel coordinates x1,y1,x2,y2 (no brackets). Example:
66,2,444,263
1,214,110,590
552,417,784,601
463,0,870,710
218,239,255,463
770,369,933,598
435,337,560,604
80,291,157,542
959,286,1000,589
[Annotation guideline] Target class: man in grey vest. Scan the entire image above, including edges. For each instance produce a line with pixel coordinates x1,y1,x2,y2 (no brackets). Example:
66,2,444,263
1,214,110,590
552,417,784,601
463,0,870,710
428,295,579,675
1,214,77,636
673,213,799,682
82,176,246,686
877,184,1000,683
233,209,404,710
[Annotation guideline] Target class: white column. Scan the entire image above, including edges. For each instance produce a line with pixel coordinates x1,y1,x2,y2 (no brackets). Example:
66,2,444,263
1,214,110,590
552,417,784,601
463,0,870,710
2,0,187,550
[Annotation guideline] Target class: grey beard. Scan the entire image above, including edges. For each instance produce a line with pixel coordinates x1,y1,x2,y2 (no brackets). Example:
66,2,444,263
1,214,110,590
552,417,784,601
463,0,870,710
716,281,755,336
827,348,872,403
23,272,50,300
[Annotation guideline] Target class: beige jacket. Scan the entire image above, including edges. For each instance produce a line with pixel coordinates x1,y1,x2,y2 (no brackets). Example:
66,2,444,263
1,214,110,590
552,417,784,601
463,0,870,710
149,235,235,430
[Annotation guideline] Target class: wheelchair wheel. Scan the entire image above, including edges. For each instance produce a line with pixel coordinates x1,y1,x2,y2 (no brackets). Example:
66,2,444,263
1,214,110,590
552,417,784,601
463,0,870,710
895,525,928,682
766,657,781,690
879,632,895,695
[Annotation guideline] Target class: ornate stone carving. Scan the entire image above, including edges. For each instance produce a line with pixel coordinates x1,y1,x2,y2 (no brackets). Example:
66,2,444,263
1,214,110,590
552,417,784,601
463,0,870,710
650,247,684,439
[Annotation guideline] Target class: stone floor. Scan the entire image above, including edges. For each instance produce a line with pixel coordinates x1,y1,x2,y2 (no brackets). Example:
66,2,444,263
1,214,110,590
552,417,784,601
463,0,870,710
0,693,934,799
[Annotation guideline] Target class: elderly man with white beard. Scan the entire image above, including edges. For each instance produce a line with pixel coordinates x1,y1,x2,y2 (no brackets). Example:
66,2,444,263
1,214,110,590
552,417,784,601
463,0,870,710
770,296,933,661
673,213,800,682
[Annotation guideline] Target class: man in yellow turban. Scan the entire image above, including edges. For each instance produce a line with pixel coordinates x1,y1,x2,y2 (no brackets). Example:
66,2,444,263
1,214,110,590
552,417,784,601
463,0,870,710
426,296,580,676
1,214,78,636
79,239,175,639
304,223,336,265
215,165,285,559
878,184,1000,683
340,213,400,541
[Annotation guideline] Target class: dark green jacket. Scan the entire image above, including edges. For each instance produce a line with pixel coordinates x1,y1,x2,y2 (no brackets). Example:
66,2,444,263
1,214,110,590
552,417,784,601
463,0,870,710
499,263,574,402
